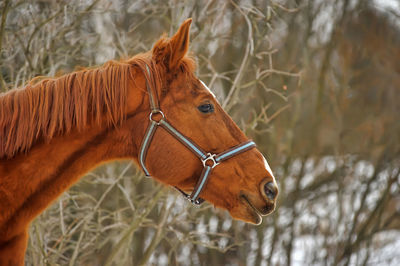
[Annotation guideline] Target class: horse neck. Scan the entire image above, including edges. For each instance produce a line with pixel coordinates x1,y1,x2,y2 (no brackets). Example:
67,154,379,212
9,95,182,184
0,68,149,243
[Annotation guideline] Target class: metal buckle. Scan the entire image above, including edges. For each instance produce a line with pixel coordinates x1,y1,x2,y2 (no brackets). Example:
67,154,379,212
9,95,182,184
180,190,201,205
149,110,165,125
191,198,202,205
201,153,219,168
187,196,203,205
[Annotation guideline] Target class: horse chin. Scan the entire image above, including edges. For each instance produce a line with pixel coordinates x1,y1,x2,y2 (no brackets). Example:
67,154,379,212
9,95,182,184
245,210,263,225
234,194,276,225
226,195,261,225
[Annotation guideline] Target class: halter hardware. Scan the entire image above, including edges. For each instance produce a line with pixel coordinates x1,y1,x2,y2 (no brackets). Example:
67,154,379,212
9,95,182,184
138,66,256,205
149,110,165,125
202,153,219,168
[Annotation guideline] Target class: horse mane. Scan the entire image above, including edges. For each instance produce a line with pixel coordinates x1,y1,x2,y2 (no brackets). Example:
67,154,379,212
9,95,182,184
0,56,140,159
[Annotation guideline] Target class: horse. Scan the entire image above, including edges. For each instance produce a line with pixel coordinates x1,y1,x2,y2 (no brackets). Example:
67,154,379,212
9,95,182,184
0,19,278,265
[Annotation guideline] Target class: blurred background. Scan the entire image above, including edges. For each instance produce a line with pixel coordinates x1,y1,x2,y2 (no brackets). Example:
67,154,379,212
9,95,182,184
1,0,399,265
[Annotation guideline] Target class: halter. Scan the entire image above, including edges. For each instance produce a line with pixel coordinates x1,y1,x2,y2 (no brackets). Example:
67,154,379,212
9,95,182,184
138,66,256,205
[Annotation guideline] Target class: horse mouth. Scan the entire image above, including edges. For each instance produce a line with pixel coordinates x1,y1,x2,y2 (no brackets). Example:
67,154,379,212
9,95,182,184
240,194,276,224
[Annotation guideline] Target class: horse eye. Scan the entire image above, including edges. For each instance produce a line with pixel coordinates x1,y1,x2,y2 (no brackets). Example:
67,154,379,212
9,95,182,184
198,103,214,113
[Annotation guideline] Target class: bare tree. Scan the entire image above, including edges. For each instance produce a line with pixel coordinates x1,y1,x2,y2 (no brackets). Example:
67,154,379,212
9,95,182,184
1,0,398,265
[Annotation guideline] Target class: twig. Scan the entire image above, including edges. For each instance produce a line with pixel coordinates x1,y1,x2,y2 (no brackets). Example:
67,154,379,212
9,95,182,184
104,187,166,266
223,0,253,110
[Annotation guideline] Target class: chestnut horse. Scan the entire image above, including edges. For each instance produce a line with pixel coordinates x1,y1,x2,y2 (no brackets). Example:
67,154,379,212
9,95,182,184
0,19,278,264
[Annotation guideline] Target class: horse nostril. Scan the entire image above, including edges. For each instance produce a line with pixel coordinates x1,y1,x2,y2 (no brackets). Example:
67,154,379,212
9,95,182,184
264,182,278,201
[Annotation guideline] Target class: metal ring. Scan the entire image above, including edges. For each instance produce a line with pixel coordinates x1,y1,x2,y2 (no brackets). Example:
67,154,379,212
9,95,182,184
201,153,219,169
149,110,165,125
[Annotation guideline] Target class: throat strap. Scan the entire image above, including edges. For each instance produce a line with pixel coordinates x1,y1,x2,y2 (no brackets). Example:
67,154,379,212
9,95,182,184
139,120,158,176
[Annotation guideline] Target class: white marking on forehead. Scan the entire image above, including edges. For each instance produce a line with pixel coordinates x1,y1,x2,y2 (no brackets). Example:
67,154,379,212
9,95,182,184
262,155,276,182
199,80,216,98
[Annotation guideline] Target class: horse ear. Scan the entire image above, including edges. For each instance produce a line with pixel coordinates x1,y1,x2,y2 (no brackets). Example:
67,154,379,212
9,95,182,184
152,18,192,69
169,18,192,68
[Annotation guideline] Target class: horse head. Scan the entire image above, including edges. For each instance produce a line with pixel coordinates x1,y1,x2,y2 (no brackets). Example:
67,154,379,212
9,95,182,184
130,19,278,224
